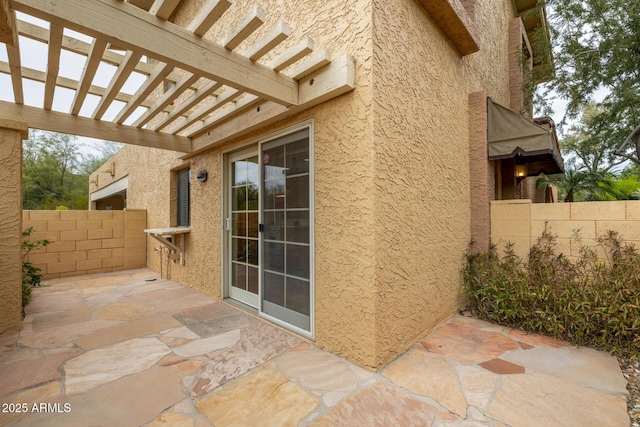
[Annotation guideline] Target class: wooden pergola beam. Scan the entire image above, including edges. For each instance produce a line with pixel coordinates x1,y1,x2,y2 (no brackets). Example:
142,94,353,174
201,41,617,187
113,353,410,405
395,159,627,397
0,60,162,109
246,21,290,61
115,62,174,124
220,5,264,51
71,38,108,115
92,50,143,119
0,100,191,152
187,0,231,37
43,23,63,110
148,80,223,131
17,20,156,75
189,54,355,153
5,37,23,104
11,0,298,106
149,0,180,20
271,37,313,72
170,87,242,135
0,0,18,46
133,72,200,128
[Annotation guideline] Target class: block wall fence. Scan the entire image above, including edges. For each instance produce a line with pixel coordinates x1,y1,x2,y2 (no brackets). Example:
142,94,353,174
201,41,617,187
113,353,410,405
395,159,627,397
491,200,640,260
22,209,147,279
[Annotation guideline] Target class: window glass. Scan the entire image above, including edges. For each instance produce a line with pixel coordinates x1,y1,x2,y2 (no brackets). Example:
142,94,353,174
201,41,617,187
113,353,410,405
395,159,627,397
177,168,190,227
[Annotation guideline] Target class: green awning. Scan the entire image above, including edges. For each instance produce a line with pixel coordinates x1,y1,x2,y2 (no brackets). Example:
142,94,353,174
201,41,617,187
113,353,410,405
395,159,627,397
487,98,564,175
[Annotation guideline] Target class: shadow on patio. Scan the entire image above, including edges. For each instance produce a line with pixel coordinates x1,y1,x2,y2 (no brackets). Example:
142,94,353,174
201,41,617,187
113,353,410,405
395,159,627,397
0,269,630,426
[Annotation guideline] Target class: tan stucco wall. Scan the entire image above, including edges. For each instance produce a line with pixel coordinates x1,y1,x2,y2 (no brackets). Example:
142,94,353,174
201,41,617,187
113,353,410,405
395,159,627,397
492,200,640,260
0,119,27,334
369,0,516,366
90,0,522,369
23,209,147,279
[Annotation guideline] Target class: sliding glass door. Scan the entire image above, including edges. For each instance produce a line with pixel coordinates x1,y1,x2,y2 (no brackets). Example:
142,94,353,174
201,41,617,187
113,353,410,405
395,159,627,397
227,151,260,308
261,129,311,332
224,126,313,336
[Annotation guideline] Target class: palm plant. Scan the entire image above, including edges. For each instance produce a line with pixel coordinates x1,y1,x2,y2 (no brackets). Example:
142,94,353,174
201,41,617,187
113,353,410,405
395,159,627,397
537,168,617,202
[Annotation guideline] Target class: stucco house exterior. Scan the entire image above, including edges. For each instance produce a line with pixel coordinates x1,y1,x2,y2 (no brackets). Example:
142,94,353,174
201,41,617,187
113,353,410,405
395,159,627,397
0,0,561,370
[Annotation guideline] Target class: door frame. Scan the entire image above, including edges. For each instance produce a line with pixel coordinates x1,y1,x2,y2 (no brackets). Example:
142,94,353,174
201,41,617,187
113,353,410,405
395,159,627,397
225,146,260,308
221,119,315,340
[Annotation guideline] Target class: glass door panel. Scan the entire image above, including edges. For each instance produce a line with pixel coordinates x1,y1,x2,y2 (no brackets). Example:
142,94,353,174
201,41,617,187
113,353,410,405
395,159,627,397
261,129,311,332
228,153,259,308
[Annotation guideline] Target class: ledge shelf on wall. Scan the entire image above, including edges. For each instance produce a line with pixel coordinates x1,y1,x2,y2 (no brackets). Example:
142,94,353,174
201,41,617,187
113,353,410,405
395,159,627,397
144,227,190,266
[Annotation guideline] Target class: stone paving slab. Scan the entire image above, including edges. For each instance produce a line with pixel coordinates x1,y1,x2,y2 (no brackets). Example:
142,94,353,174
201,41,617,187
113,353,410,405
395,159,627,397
0,269,630,427
0,351,70,397
74,313,181,351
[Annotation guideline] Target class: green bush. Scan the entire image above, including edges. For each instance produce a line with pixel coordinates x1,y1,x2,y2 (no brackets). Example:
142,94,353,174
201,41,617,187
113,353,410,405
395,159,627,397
463,228,640,357
21,227,51,309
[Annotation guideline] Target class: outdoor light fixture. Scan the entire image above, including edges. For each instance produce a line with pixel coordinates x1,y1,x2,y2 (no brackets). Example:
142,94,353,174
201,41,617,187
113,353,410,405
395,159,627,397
196,169,208,182
515,163,528,178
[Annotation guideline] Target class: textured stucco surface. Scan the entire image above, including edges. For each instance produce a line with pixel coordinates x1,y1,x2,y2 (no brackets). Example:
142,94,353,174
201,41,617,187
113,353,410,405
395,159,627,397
0,121,27,334
91,0,521,369
369,0,515,367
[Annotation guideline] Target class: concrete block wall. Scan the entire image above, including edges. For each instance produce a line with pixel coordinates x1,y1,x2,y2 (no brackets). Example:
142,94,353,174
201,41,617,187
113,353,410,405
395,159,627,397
491,200,640,260
22,209,147,279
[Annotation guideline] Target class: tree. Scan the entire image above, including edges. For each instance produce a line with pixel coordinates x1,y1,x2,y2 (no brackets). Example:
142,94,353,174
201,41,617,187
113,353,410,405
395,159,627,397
560,103,628,173
22,131,120,210
540,0,640,163
538,164,616,202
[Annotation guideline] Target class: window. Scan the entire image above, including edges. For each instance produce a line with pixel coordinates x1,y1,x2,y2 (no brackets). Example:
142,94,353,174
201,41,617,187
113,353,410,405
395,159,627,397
176,168,190,227
508,18,534,116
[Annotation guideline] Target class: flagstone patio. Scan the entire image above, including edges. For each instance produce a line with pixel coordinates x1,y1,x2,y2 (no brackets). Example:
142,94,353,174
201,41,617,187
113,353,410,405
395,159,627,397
0,269,630,426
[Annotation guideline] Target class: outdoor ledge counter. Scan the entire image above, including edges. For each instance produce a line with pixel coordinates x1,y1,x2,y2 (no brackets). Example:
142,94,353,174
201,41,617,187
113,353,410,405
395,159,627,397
144,227,191,266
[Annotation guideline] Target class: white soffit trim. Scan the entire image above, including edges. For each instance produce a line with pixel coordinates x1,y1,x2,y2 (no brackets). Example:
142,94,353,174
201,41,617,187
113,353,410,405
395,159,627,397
90,176,128,202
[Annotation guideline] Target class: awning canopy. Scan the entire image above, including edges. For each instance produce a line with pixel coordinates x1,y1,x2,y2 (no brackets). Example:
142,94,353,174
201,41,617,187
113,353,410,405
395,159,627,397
487,97,564,175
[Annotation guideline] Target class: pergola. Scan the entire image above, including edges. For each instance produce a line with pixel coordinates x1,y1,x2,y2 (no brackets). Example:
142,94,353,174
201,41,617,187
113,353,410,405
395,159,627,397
0,0,355,155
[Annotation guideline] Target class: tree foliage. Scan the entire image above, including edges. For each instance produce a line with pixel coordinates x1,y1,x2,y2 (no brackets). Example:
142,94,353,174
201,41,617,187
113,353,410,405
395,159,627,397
560,103,628,173
22,131,121,210
541,0,640,164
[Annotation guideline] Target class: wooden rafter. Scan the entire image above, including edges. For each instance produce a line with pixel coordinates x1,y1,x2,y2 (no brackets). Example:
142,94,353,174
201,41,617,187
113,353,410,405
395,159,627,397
11,0,298,105
43,23,63,110
133,72,200,128
189,54,355,153
290,49,331,80
148,80,223,131
5,35,23,104
246,21,290,61
0,60,165,109
0,60,142,106
187,0,231,37
169,87,242,135
115,62,173,124
271,37,313,72
71,38,108,115
92,50,143,119
183,91,256,137
1,0,18,46
220,5,265,51
149,0,180,20
17,20,155,75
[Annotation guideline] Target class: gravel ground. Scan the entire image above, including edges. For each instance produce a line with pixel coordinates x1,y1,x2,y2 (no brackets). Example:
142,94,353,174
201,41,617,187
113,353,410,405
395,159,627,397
620,356,640,426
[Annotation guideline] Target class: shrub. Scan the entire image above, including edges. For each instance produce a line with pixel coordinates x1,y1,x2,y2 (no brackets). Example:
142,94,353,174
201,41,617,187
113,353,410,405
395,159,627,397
463,228,640,357
21,227,51,310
